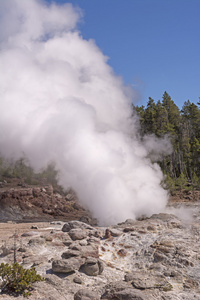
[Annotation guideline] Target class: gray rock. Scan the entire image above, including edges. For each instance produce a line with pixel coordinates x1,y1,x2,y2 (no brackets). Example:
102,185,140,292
102,281,155,299
101,281,134,299
81,257,99,276
69,243,99,258
124,219,136,225
79,215,93,224
31,225,38,229
123,227,135,232
113,288,151,300
52,257,83,273
124,273,135,282
131,275,171,290
80,245,99,258
21,231,39,237
79,239,88,246
110,228,122,237
62,221,94,232
18,247,27,253
74,289,100,300
68,228,88,240
81,257,104,276
28,237,46,245
0,247,12,256
73,276,82,284
98,259,104,274
149,213,179,222
32,280,66,300
61,249,81,259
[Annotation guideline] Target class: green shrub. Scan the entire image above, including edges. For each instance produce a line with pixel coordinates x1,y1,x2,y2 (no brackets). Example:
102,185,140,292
176,172,187,190
163,173,176,193
0,262,44,297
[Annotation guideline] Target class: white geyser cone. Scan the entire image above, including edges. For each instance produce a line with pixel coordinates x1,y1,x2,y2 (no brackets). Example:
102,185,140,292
0,0,170,225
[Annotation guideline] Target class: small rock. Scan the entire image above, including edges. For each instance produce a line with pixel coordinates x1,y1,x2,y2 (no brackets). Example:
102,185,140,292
65,193,73,201
73,277,82,284
28,237,46,245
79,239,88,246
0,247,12,256
79,215,92,224
61,250,81,259
123,227,135,232
124,219,135,224
54,193,62,199
153,251,166,262
21,231,39,237
105,229,112,239
117,248,128,257
110,228,122,237
31,225,38,230
147,225,156,231
50,221,63,225
124,273,134,282
18,247,27,253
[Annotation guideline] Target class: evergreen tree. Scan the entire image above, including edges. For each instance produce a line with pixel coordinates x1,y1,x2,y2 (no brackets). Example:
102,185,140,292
134,92,200,191
143,97,157,134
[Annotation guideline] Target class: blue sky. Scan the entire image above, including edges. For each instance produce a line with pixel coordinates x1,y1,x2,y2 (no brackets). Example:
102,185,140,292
47,0,200,108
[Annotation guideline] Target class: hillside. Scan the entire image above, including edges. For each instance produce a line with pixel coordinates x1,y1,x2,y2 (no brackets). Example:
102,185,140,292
0,178,94,224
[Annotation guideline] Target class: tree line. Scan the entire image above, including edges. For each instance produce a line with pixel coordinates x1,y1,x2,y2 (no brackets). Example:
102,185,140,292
134,91,200,191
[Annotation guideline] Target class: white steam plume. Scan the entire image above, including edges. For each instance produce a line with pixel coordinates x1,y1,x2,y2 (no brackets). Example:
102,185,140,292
0,0,170,225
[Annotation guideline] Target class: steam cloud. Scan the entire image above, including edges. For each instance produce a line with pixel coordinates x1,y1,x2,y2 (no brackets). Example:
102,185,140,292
0,0,170,225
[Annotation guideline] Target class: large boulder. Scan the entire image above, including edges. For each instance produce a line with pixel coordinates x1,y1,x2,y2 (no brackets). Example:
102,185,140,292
62,221,94,232
69,244,99,258
80,257,104,276
52,257,83,274
68,228,88,241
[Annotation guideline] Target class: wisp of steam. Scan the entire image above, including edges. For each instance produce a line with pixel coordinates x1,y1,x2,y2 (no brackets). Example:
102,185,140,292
0,0,171,225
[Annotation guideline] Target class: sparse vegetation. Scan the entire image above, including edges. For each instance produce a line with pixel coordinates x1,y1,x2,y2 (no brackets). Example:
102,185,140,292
0,262,44,297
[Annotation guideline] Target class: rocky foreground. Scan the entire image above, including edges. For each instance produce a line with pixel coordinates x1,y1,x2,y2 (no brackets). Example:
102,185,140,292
0,194,200,299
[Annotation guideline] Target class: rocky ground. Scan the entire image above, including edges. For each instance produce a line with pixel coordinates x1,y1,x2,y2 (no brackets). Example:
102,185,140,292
0,179,93,223
0,180,200,299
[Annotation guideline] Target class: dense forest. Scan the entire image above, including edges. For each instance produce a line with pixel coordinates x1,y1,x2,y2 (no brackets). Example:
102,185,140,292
134,91,200,191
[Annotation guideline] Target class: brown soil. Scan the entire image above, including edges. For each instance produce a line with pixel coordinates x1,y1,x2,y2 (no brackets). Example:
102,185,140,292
169,189,200,203
0,222,51,242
